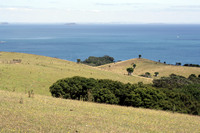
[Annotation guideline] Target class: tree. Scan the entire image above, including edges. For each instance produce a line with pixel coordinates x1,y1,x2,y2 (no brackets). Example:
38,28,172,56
139,55,142,59
77,59,81,64
127,68,134,75
133,64,136,69
145,72,151,78
154,72,159,77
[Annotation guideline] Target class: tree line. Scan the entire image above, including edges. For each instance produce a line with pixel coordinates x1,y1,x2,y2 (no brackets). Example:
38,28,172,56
50,74,200,115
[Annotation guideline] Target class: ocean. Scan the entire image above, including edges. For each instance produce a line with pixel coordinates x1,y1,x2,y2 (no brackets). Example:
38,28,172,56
0,24,200,64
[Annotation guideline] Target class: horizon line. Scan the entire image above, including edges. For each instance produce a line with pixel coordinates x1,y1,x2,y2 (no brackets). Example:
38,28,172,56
2,22,200,25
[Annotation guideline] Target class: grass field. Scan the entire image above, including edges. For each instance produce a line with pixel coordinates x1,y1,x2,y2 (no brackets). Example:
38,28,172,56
98,58,200,78
1,90,200,133
1,52,200,133
0,52,151,96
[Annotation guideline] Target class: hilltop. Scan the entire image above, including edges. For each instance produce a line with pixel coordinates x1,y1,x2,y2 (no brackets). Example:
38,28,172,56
98,58,200,78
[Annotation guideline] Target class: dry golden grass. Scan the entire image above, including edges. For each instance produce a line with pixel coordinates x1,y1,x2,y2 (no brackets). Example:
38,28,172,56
0,52,150,96
98,58,200,79
1,90,200,133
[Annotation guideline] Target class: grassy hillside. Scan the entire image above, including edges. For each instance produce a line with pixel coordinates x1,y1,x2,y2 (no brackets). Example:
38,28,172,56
98,58,200,78
0,52,151,96
1,90,200,133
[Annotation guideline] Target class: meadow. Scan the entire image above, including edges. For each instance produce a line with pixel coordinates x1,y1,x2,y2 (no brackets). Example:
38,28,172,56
0,52,200,132
1,90,200,133
0,52,150,96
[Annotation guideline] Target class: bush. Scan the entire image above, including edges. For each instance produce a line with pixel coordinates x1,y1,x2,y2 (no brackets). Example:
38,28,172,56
49,76,97,100
140,72,151,78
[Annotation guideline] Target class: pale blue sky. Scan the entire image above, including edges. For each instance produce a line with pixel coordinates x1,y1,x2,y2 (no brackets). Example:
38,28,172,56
1,0,200,23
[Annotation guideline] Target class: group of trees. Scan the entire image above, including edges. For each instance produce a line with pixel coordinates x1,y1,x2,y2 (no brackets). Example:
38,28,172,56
50,74,200,115
153,74,200,88
79,55,115,66
174,63,200,67
184,64,200,67
126,63,136,75
78,54,142,67
140,72,159,78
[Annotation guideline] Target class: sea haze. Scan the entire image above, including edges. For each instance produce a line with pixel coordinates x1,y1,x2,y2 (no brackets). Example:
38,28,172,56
0,24,200,64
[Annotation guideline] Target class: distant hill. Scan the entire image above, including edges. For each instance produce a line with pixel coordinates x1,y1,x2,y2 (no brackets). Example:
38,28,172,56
98,58,200,78
0,52,150,96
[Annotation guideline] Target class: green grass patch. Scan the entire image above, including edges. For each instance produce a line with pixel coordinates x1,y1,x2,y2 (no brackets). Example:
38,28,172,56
0,52,150,96
1,90,200,133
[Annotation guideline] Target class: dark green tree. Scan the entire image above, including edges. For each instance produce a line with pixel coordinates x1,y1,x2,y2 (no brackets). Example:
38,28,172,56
127,68,134,75
139,55,142,59
154,72,159,77
133,64,136,69
145,72,151,78
77,59,81,64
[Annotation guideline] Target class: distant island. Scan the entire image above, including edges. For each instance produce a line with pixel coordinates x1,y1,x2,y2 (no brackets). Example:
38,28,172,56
0,41,6,44
64,23,76,25
0,22,9,25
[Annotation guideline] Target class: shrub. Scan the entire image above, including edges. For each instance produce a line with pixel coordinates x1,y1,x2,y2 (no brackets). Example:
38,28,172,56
140,72,151,78
154,72,159,77
49,76,97,100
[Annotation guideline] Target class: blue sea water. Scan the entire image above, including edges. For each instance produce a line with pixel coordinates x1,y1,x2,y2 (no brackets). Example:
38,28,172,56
0,24,200,64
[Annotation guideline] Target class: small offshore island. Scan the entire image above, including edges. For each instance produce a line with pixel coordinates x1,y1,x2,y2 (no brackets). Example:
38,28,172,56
0,22,9,25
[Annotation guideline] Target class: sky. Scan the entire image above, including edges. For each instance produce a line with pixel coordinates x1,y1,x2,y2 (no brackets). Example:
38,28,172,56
1,0,200,24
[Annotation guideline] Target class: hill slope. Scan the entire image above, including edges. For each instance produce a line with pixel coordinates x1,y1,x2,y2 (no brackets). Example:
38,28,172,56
98,58,200,78
0,52,151,96
1,90,200,133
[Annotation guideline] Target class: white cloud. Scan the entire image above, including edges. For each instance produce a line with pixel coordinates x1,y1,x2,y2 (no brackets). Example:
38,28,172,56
170,5,200,11
1,0,200,23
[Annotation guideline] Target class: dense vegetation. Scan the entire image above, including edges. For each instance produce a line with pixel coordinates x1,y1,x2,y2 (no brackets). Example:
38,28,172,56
184,64,200,67
50,74,200,115
82,55,114,66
